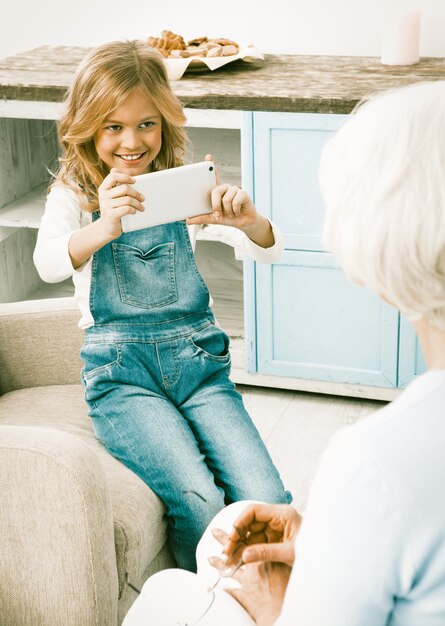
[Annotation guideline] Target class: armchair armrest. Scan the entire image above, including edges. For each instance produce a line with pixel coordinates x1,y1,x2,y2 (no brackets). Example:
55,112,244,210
0,425,119,625
0,297,83,395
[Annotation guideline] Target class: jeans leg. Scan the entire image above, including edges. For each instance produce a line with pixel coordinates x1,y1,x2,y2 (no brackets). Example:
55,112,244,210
180,376,293,505
87,387,226,572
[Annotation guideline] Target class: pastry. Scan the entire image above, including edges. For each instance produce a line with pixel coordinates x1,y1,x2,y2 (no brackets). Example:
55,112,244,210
221,44,239,56
206,46,223,58
208,38,239,48
148,31,240,59
168,49,191,58
184,46,208,57
187,37,208,46
147,30,186,57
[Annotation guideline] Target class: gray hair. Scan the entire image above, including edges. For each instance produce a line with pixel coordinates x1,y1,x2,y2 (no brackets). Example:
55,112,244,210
320,81,445,330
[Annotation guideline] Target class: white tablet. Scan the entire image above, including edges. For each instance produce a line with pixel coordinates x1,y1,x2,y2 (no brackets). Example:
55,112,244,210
121,161,216,232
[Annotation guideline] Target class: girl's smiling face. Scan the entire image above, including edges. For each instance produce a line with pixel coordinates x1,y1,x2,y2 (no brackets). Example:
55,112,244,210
94,87,163,175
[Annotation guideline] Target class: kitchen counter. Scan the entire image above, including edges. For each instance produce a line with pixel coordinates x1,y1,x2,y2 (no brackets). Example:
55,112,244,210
1,46,445,113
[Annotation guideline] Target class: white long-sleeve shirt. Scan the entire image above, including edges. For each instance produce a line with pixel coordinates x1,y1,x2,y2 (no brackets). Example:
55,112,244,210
34,184,284,329
276,369,445,626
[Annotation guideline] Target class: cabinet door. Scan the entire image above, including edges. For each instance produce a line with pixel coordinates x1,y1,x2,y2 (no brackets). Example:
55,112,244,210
255,250,399,386
242,111,400,387
251,112,348,252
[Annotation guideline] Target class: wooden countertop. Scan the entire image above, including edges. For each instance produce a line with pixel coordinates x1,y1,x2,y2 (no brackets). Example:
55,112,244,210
1,46,445,113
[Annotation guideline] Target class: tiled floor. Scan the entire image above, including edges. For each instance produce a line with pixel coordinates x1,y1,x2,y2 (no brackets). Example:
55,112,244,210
237,384,387,513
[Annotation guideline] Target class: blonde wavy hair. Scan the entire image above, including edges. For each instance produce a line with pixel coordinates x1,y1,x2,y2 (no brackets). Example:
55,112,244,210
53,39,187,211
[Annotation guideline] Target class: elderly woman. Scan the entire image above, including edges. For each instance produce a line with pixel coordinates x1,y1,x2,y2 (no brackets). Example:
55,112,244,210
224,79,445,626
123,80,445,626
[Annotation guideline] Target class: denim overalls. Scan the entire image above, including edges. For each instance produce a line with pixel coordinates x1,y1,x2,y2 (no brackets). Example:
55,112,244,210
81,217,291,571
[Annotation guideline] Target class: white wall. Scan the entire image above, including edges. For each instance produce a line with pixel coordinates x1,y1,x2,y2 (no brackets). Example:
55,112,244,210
1,0,444,60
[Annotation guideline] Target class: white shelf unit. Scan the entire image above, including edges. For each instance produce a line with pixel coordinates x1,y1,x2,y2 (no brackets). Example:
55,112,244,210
0,114,58,302
0,184,47,229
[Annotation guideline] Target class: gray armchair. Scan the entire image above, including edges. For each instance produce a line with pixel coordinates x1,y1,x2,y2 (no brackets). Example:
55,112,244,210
0,298,174,626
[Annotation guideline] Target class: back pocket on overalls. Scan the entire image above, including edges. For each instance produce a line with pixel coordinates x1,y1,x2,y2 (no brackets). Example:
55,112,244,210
112,242,177,309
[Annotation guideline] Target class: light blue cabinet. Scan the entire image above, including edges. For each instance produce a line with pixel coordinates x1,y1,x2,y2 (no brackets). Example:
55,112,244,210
242,111,426,390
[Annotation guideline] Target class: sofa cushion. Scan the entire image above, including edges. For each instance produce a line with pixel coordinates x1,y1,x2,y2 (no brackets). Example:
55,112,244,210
0,384,171,595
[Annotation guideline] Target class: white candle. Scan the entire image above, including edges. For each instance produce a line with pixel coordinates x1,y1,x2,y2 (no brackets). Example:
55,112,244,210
381,10,421,66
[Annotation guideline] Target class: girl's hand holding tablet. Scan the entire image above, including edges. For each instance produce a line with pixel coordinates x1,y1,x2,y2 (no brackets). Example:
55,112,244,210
187,154,276,249
97,168,145,240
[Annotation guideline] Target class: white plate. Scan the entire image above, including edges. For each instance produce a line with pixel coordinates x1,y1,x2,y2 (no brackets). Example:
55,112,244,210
164,43,264,80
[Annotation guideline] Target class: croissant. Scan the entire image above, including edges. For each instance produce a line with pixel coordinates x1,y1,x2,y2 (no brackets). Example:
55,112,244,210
147,30,186,57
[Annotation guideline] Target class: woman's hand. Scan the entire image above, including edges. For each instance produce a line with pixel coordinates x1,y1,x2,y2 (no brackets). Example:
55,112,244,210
224,503,302,568
186,155,275,248
97,168,145,240
229,561,291,626
209,526,292,626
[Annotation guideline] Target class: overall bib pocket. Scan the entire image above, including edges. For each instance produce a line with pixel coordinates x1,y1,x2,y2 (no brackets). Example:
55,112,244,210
112,241,177,309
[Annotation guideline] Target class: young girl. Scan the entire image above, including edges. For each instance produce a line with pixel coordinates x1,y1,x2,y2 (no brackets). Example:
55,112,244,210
34,39,291,572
